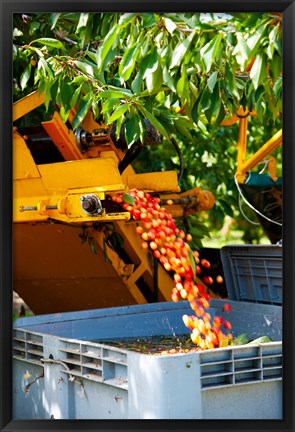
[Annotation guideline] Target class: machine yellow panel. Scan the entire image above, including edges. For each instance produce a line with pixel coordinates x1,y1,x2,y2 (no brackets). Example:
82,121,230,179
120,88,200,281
13,223,138,314
42,112,83,161
13,91,45,122
38,157,125,191
126,171,181,193
13,132,41,180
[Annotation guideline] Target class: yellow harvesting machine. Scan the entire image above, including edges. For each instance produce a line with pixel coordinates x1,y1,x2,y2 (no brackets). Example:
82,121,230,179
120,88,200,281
13,91,215,315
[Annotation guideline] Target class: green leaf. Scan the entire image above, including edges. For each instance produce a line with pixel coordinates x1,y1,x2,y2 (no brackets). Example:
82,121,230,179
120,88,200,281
142,13,156,28
131,70,143,94
247,24,267,58
188,248,196,277
50,13,61,29
231,333,250,346
248,336,272,345
60,81,74,112
59,106,70,122
163,17,177,35
138,117,146,143
72,96,92,131
119,43,140,81
138,105,170,140
77,13,89,30
37,79,46,97
271,53,282,80
250,53,267,89
125,116,141,145
225,63,239,99
141,48,158,79
32,38,66,51
146,63,163,93
118,13,138,26
85,50,97,64
273,77,282,98
73,60,95,78
20,63,31,90
200,33,223,73
235,78,246,90
50,78,59,100
233,33,250,69
101,97,120,114
254,85,265,103
109,104,129,123
273,31,282,56
44,80,53,111
190,226,210,238
218,199,234,217
191,95,201,124
162,65,176,92
92,100,100,120
176,68,189,103
80,16,93,47
29,22,40,35
107,86,134,97
100,89,131,99
170,31,196,69
38,57,54,78
214,101,225,126
197,119,210,136
174,119,193,140
237,32,250,59
204,106,213,123
210,82,221,118
207,71,218,93
72,76,87,85
123,193,135,205
199,87,211,113
70,85,82,108
115,114,125,140
96,27,119,70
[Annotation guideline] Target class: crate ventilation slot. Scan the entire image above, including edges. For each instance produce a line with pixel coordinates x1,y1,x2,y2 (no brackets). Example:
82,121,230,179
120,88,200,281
13,329,44,365
221,245,282,305
200,342,282,390
58,339,128,389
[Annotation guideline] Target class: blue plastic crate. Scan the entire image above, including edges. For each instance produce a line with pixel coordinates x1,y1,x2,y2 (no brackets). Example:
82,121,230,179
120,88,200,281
13,300,282,420
221,245,282,305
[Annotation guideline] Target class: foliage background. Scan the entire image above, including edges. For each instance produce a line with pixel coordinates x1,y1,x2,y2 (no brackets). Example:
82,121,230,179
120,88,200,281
13,12,282,247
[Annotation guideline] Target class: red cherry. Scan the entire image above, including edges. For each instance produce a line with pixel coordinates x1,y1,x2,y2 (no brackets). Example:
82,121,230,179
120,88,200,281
186,233,193,242
164,262,171,272
113,189,232,349
153,250,161,259
223,303,232,312
149,241,157,250
223,320,232,330
141,232,149,241
201,259,211,269
141,241,148,250
203,276,214,285
148,230,155,240
136,226,144,235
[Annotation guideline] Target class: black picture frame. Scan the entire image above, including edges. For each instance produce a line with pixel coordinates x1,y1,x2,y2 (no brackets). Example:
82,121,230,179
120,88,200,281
1,1,294,431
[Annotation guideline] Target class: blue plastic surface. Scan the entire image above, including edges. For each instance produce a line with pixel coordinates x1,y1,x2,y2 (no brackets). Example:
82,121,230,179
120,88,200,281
221,245,282,305
13,300,282,420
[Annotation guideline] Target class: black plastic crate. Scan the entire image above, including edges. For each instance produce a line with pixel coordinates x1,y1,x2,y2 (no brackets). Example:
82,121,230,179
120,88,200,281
220,245,282,305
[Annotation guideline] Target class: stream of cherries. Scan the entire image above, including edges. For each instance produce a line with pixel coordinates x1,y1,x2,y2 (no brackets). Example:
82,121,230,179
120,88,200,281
112,188,232,350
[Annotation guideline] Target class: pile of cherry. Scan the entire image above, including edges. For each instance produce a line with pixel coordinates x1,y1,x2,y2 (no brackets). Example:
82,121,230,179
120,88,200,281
112,188,232,350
